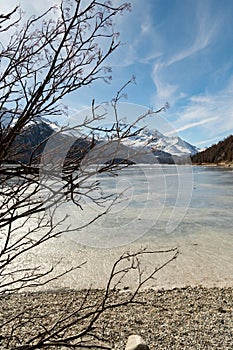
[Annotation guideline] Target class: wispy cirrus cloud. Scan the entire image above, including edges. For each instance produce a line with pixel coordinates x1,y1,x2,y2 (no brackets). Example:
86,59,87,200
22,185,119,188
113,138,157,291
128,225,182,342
151,1,222,105
165,116,219,136
166,6,220,67
170,79,233,145
144,0,233,146
109,0,164,68
1,0,232,147
1,0,57,16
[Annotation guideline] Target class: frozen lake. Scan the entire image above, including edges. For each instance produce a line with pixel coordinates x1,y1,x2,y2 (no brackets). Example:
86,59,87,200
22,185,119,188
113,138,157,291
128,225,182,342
3,164,233,290
30,164,233,290
60,164,233,247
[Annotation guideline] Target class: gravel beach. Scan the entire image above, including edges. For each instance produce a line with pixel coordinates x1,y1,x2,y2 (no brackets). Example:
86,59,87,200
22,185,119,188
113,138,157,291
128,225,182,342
1,286,232,349
1,226,232,349
1,230,232,348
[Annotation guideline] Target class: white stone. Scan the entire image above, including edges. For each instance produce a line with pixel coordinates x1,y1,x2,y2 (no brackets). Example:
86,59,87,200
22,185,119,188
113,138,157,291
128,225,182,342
125,335,150,350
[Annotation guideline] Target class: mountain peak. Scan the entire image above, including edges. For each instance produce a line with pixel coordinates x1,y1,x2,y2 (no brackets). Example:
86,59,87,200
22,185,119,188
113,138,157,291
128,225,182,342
2,114,198,164
93,123,198,157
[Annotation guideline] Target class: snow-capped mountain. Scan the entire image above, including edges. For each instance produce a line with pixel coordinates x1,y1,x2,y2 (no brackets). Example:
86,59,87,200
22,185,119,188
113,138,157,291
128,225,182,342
1,114,198,164
149,134,198,156
93,124,199,157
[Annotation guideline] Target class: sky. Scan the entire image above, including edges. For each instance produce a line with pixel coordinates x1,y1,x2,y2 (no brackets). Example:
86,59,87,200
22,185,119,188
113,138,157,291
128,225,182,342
1,0,233,147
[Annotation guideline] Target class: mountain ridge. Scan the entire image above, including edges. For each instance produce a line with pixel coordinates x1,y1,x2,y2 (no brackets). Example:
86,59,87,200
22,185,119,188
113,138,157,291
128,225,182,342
1,115,198,165
92,123,199,157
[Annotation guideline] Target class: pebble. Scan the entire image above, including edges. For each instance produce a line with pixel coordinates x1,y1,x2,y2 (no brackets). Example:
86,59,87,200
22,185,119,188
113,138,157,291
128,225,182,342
0,286,232,349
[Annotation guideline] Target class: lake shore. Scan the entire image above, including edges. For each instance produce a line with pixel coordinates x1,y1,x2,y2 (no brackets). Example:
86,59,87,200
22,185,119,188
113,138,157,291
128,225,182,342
192,161,233,168
21,228,232,292
1,286,232,349
2,224,233,348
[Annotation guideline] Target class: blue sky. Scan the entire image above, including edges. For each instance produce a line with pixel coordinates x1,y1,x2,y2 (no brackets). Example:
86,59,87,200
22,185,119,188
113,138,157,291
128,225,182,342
2,0,233,147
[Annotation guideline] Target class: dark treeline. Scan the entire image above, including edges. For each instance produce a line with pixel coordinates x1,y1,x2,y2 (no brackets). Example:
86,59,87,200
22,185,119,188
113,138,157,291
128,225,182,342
192,135,233,164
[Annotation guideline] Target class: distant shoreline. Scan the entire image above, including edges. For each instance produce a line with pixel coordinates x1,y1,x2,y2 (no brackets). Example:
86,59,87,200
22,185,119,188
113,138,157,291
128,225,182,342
192,161,233,168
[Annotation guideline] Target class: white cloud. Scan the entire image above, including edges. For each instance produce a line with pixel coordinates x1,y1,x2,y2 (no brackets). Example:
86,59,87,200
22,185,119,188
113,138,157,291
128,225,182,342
195,136,224,146
152,63,178,102
167,11,219,67
189,96,212,104
151,2,221,106
171,82,233,144
109,0,163,68
165,116,219,136
1,0,57,15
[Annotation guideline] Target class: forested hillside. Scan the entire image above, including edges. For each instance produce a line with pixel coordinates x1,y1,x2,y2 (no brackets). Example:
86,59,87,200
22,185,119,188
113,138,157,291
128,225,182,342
191,135,233,164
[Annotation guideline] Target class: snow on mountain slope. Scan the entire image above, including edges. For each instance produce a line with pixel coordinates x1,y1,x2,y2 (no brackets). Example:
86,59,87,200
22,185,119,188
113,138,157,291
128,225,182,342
94,124,199,156
1,112,199,158
153,135,198,156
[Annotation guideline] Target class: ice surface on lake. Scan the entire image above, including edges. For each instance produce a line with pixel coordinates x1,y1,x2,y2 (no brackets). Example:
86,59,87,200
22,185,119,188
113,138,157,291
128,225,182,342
4,165,232,290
